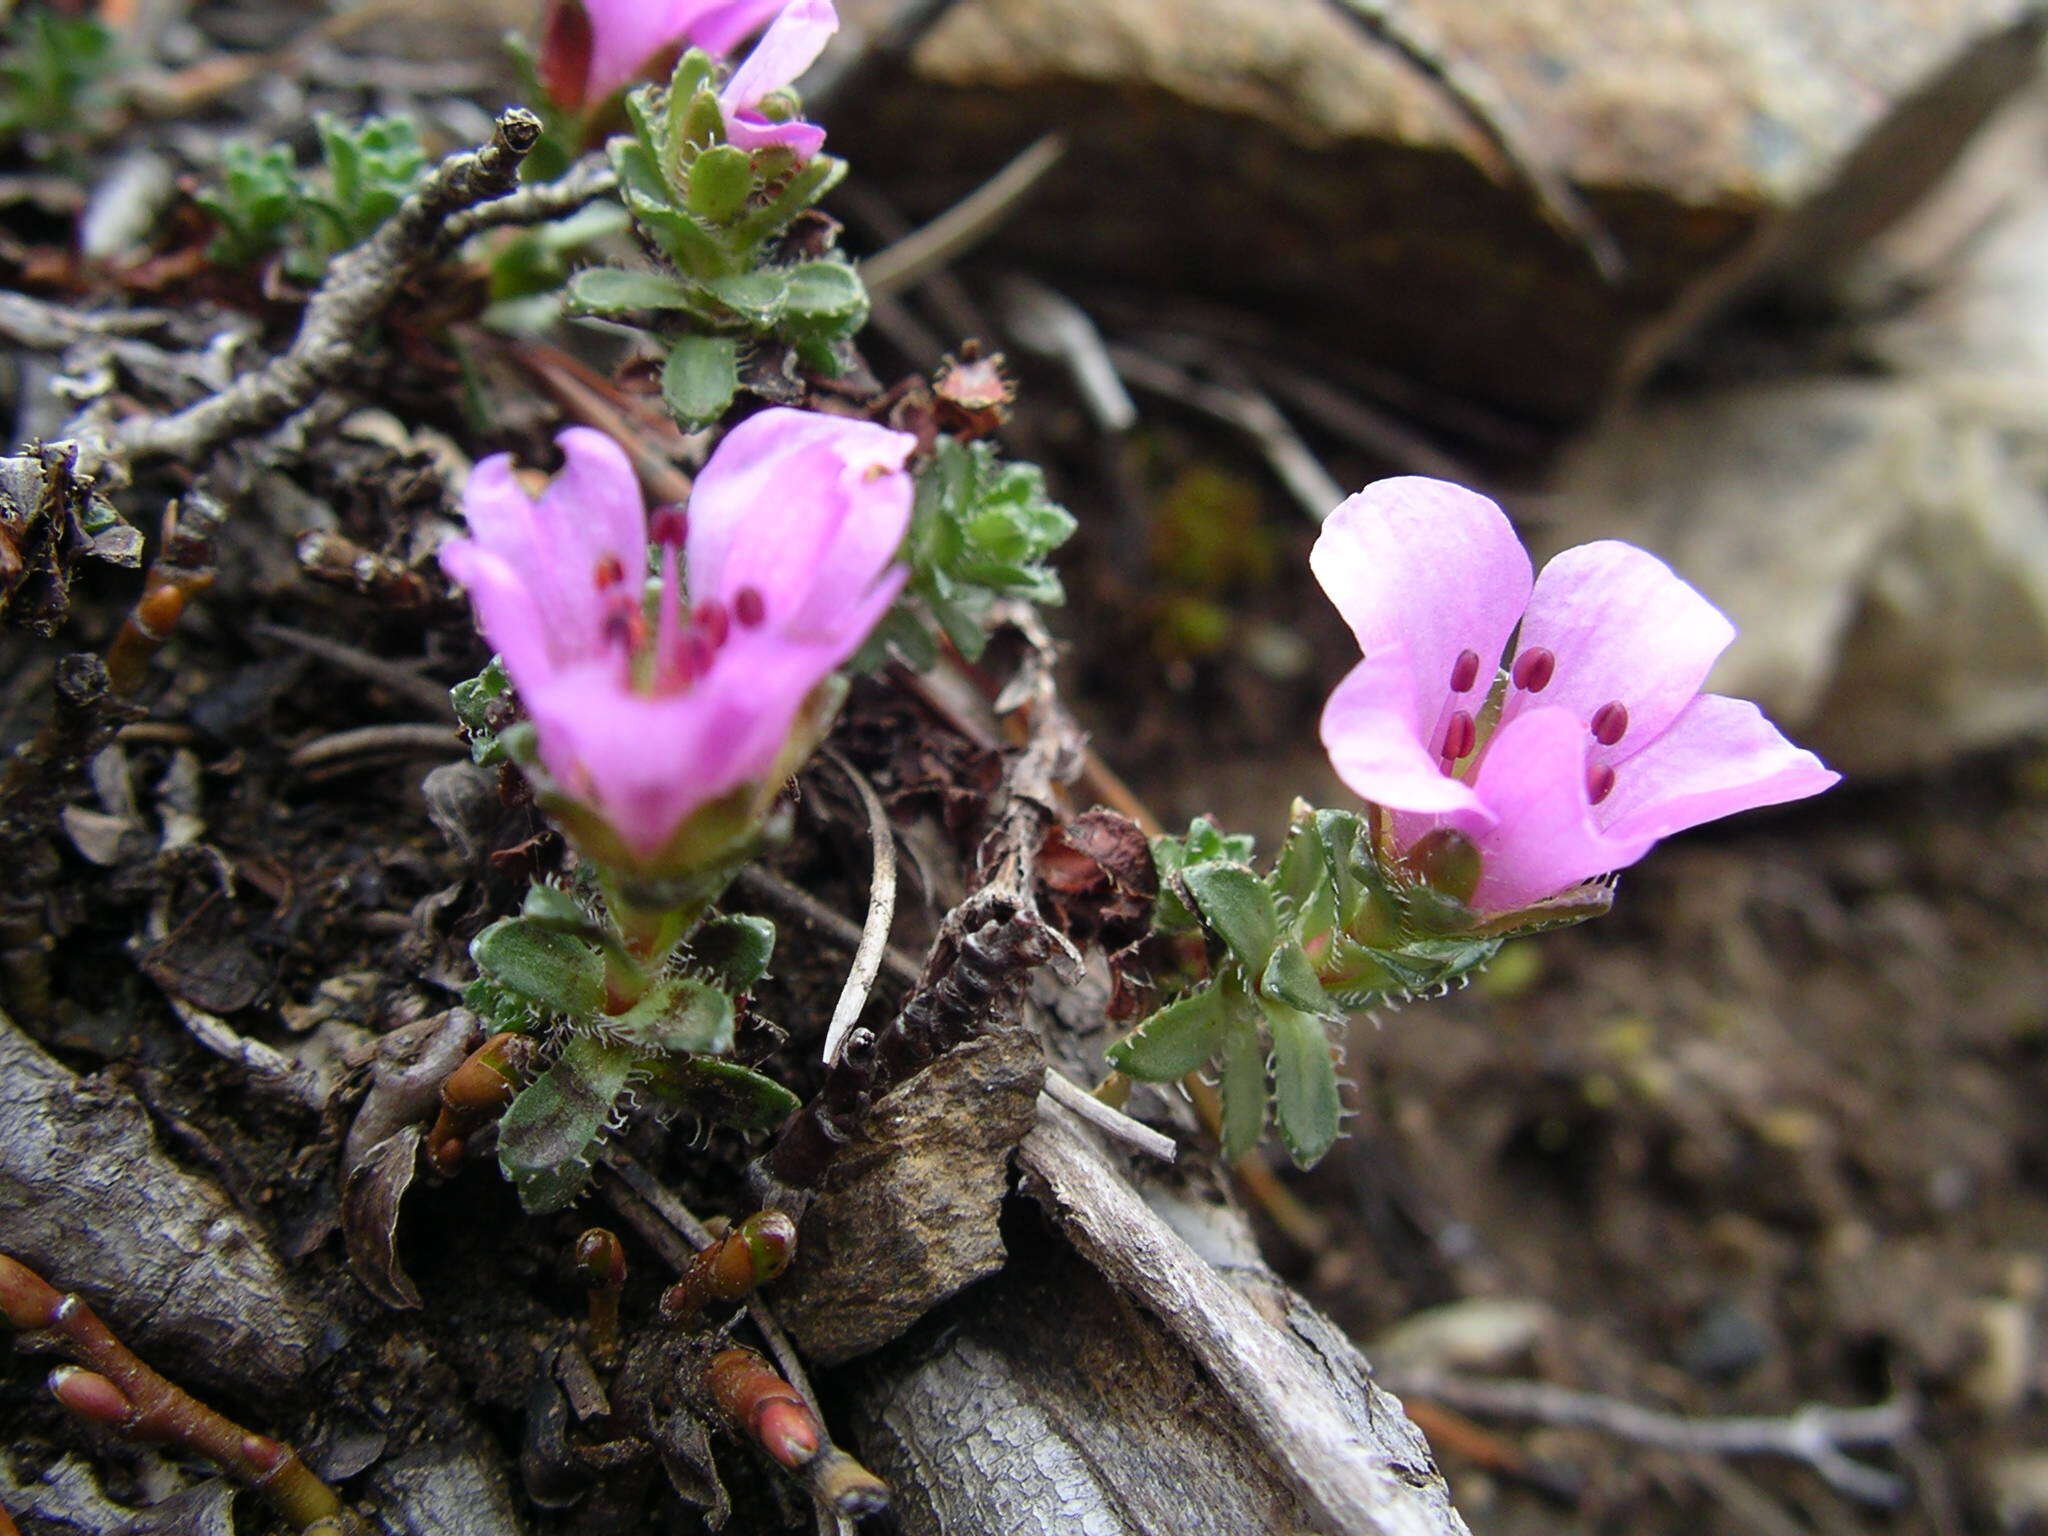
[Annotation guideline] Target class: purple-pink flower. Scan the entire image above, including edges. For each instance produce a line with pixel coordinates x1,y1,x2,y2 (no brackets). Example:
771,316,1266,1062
537,0,794,113
1313,477,1838,913
440,409,914,872
717,0,837,161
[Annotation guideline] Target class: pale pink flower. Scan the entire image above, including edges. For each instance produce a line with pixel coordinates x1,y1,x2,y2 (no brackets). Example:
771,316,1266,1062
1313,477,1839,913
538,0,793,113
717,0,837,161
440,409,914,872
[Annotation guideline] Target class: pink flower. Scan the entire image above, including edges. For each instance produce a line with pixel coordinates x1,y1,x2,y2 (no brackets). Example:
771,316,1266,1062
717,0,837,161
538,0,794,113
1313,477,1839,913
440,409,914,872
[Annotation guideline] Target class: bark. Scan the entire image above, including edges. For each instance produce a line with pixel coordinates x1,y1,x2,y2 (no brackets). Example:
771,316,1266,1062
842,1102,1469,1536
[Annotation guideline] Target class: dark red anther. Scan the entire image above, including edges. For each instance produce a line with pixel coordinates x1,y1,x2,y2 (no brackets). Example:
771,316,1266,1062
733,585,766,628
1440,710,1476,762
1590,700,1629,746
592,553,625,590
694,599,730,651
649,506,689,546
1448,648,1481,694
1511,645,1555,693
1586,762,1616,805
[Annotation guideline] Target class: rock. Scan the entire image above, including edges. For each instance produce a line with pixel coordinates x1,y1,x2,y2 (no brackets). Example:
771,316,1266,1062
0,1011,331,1401
769,1029,1045,1364
834,0,2047,429
1549,88,2048,774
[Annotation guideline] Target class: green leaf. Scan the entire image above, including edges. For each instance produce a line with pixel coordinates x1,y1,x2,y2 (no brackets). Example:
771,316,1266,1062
497,1036,638,1212
728,153,846,251
568,267,702,315
1259,997,1342,1168
599,976,734,1055
1217,1010,1268,1164
637,1056,799,1134
701,268,789,324
686,914,776,995
471,917,606,1018
1107,985,1231,1081
687,144,754,224
782,260,869,327
1260,942,1332,1015
520,881,598,934
1182,863,1279,972
661,335,740,428
449,657,512,764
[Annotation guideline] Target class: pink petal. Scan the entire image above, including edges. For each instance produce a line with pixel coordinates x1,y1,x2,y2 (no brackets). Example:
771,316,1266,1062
719,0,835,110
1320,649,1490,817
581,0,698,102
1463,706,1657,911
1597,693,1840,845
538,427,648,581
457,453,604,662
1511,540,1735,761
687,407,914,621
724,112,827,160
1310,477,1532,740
687,0,799,57
438,542,558,687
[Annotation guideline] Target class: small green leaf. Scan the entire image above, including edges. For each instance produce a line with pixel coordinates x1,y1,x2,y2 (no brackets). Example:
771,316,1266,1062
1260,942,1332,1015
1182,863,1279,972
686,914,776,994
783,260,868,325
497,1036,638,1212
1259,997,1342,1168
728,153,845,251
1107,985,1231,1081
471,917,606,1017
638,1056,800,1134
1217,1010,1268,1165
661,335,740,428
701,268,789,324
520,881,597,934
567,267,701,315
600,976,734,1055
687,144,754,223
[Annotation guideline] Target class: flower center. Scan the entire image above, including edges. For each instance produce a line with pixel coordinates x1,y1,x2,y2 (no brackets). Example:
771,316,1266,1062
590,513,764,697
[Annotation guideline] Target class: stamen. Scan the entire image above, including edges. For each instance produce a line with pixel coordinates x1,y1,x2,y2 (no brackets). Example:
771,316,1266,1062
1511,646,1555,692
695,599,730,651
593,553,625,590
1448,648,1480,693
1440,710,1476,762
733,586,766,628
649,506,689,546
1591,700,1629,746
1586,761,1616,805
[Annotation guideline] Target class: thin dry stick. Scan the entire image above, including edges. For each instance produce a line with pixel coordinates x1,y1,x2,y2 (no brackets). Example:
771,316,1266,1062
441,152,617,243
734,866,922,987
1383,1369,1914,1508
860,134,1067,299
0,1256,347,1531
1318,0,1623,281
115,109,544,465
253,624,454,715
1041,1069,1177,1163
287,722,462,772
1107,342,1346,522
1001,276,1139,434
818,750,898,1065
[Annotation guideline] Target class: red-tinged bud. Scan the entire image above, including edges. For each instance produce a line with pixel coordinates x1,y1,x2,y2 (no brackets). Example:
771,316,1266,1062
49,1367,133,1428
0,1254,62,1329
537,0,595,113
755,1398,821,1467
574,1228,626,1289
739,1211,797,1283
134,583,189,641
